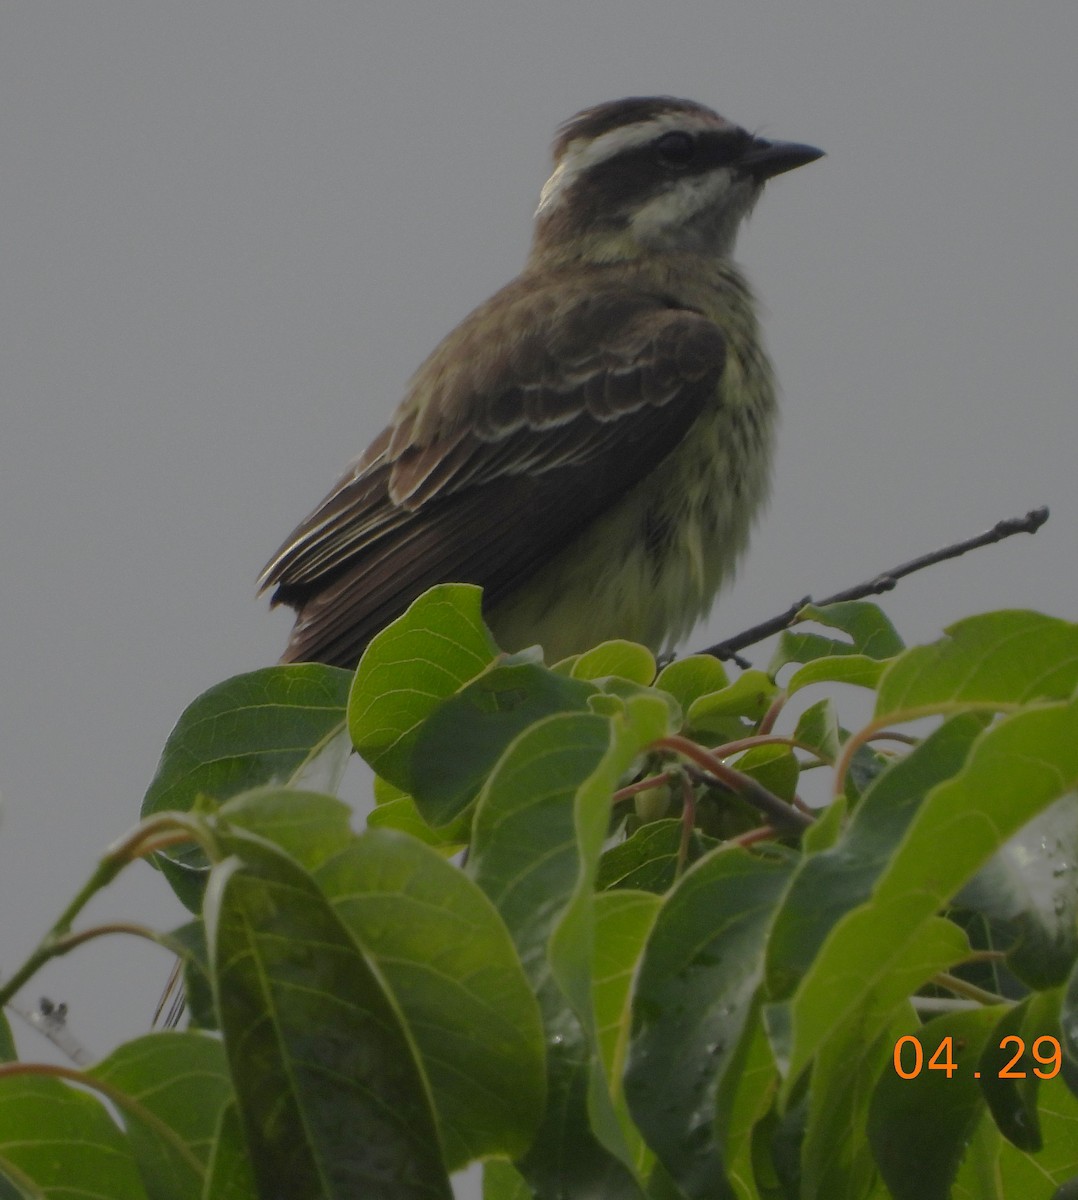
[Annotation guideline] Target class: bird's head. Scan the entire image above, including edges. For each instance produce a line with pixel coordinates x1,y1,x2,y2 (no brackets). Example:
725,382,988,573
530,96,822,267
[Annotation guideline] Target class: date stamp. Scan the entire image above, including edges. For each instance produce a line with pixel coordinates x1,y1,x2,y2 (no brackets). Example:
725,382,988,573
893,1035,1061,1080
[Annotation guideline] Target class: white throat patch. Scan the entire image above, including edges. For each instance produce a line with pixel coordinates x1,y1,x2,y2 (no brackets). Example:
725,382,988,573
629,171,734,243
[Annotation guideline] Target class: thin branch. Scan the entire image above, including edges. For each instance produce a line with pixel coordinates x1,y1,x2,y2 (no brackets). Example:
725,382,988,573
963,949,1007,965
868,730,920,747
728,824,778,848
48,922,174,956
912,996,982,1015
0,813,213,1009
758,692,787,736
700,506,1049,661
833,701,1018,799
681,763,812,832
932,972,1008,1006
611,770,675,805
652,734,813,831
710,733,819,759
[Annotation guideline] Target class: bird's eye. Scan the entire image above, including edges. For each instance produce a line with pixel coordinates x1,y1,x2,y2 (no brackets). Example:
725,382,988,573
655,131,696,167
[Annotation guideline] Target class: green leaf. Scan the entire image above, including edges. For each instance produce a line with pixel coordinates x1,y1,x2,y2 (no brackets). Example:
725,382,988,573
771,630,857,677
218,787,354,871
549,696,672,1196
720,1011,779,1199
773,916,971,1098
569,640,657,685
771,602,902,675
143,667,353,818
774,603,902,695
731,744,799,802
767,713,986,1000
1028,1074,1078,1188
469,709,613,963
0,1074,147,1198
348,583,498,789
843,742,894,803
655,655,730,712
547,698,670,1021
202,1102,258,1200
409,661,595,827
483,1159,532,1200
801,794,846,855
786,653,889,696
368,775,470,849
0,1166,35,1199
315,829,545,1170
801,1004,916,1200
686,670,777,735
366,792,467,849
142,665,353,910
469,698,671,1199
589,676,682,726
593,891,662,1087
868,1006,1004,1200
907,1084,1075,1195
951,1111,1005,1200
805,602,904,656
90,1031,233,1200
0,1017,13,1065
781,696,1078,1087
792,698,841,763
597,820,718,894
624,845,795,1200
876,610,1078,718
593,890,662,1176
206,833,450,1200
956,795,1078,989
977,998,1046,1153
951,1097,1078,1200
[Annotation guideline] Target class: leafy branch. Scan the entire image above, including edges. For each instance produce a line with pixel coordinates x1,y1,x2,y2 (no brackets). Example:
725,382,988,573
2,586,1077,1200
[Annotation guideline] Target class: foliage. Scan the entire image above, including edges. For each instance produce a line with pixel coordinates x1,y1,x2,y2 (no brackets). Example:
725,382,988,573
2,585,1078,1199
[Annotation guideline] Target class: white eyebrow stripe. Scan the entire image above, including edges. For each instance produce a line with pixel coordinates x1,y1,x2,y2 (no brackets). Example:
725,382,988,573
535,112,724,217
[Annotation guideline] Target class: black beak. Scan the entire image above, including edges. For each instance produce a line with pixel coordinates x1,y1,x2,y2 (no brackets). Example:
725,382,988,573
739,137,824,181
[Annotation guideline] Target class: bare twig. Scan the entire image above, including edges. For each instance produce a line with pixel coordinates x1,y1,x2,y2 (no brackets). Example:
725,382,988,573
931,972,1007,1006
912,996,982,1015
700,506,1049,662
652,732,813,832
611,770,675,805
728,825,778,848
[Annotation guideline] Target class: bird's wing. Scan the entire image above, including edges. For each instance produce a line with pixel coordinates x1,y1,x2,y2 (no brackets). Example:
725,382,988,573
260,279,726,666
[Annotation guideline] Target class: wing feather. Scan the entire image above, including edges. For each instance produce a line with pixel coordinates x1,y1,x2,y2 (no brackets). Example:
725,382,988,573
260,273,727,666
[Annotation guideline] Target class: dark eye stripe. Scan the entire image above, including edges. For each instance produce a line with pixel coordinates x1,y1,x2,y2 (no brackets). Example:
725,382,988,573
655,130,696,166
651,127,755,171
698,128,755,166
538,124,755,233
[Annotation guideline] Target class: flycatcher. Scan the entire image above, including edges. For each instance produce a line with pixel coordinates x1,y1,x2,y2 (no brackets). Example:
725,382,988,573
261,96,821,666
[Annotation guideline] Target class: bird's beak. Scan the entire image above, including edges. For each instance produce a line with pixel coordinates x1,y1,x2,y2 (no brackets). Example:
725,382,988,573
738,137,824,181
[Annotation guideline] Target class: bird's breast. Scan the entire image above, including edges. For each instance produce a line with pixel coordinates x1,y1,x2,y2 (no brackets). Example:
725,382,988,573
488,322,776,661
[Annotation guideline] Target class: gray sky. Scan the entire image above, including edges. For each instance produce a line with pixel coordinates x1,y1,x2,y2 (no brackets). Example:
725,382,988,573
1,0,1075,1110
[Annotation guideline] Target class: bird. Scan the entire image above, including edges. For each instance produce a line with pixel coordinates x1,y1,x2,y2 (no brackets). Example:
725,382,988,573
260,96,822,668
